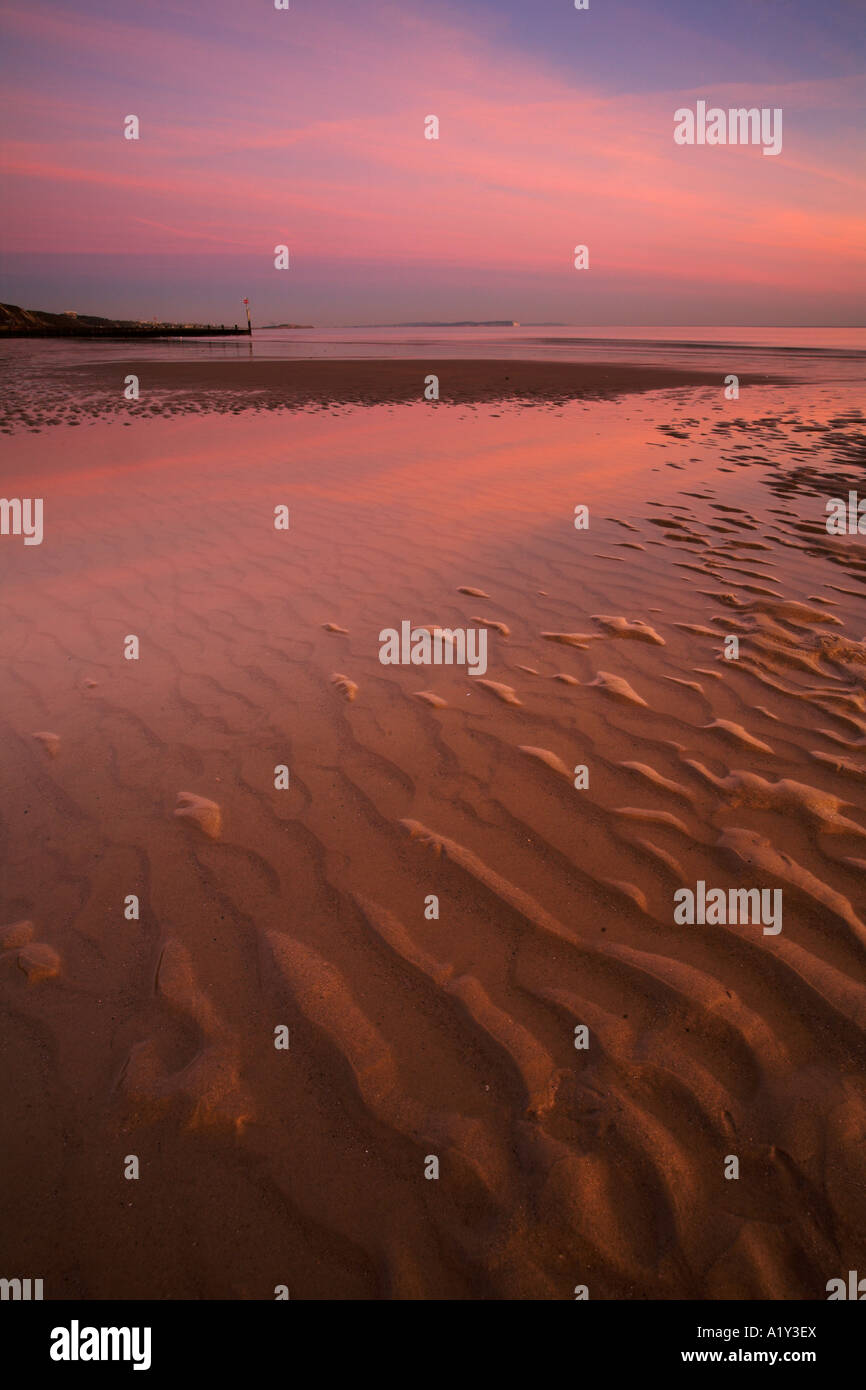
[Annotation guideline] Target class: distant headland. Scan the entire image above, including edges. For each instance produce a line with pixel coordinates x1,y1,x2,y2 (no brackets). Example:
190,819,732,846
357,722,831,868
349,320,521,328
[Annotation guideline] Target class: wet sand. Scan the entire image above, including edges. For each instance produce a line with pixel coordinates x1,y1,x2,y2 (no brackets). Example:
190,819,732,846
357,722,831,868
0,359,864,1299
0,357,785,435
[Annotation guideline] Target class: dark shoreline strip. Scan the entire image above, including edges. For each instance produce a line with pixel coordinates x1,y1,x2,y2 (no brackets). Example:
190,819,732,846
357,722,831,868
52,357,790,408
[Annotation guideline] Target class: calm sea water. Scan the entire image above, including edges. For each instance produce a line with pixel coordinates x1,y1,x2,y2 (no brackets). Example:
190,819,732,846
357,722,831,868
1,325,864,385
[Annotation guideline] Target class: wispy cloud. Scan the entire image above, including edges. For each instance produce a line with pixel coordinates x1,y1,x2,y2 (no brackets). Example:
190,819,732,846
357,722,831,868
1,0,862,318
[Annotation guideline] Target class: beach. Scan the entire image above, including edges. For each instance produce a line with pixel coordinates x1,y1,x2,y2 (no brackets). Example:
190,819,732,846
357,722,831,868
0,355,769,435
1,345,865,1299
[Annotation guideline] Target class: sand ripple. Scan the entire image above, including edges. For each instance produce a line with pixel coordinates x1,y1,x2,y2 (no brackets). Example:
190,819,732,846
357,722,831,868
3,381,865,1299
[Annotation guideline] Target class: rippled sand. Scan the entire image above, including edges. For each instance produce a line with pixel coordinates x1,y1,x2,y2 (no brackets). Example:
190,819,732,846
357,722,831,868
0,363,864,1298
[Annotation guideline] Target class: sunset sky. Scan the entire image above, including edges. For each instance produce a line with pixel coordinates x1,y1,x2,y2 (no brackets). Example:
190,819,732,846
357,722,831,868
1,0,863,325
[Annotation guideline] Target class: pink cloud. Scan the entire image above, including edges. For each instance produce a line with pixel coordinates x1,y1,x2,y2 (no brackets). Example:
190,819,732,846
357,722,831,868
1,1,863,304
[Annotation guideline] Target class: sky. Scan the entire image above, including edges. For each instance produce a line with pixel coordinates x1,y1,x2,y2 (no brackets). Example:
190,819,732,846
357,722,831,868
0,0,863,325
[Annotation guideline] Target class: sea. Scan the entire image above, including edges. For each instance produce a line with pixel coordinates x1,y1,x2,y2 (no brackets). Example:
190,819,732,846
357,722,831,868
1,324,864,388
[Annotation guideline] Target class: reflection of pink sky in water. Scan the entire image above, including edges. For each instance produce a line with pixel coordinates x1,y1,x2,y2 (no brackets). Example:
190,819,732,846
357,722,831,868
5,392,726,522
2,382,859,516
2,381,861,625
